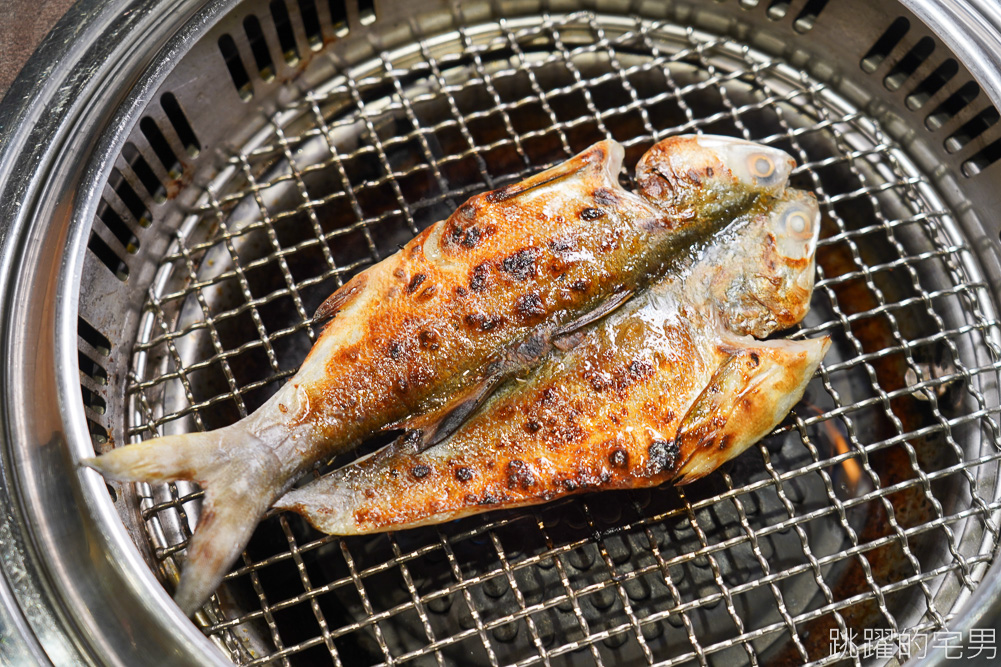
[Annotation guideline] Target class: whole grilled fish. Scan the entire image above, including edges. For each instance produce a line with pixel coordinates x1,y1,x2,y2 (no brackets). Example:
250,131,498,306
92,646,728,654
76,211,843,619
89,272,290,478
276,190,829,534
84,135,795,614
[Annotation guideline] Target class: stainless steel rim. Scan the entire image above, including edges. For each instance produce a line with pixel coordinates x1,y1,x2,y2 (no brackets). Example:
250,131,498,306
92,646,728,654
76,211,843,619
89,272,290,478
4,0,1001,665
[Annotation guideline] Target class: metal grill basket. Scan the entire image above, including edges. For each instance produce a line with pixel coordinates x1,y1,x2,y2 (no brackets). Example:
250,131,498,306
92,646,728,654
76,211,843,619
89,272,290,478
4,0,1001,665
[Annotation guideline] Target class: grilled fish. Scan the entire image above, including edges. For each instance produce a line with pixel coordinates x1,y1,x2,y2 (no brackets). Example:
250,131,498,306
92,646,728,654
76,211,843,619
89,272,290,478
84,135,795,614
276,190,829,534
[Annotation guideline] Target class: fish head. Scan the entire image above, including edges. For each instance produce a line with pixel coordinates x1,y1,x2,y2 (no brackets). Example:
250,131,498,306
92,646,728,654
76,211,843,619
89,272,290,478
636,135,796,222
700,189,821,338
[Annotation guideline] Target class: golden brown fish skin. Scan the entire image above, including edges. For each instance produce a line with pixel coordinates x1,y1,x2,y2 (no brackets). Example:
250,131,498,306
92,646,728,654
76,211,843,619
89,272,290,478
84,135,796,615
275,190,829,535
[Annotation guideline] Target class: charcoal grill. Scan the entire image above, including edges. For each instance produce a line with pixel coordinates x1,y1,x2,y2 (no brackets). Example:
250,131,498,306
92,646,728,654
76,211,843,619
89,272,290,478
3,0,1001,664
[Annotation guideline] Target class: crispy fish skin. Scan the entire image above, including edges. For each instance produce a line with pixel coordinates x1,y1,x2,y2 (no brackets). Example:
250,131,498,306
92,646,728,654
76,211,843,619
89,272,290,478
276,190,829,535
83,135,795,615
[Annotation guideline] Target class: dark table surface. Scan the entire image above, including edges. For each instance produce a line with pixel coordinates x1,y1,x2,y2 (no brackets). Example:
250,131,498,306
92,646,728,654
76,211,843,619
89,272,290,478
0,0,79,105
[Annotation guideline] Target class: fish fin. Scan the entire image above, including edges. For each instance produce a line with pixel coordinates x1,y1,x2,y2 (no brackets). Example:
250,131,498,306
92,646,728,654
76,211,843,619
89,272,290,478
554,289,634,340
672,336,831,484
313,272,369,323
484,140,624,203
82,423,284,616
394,373,508,452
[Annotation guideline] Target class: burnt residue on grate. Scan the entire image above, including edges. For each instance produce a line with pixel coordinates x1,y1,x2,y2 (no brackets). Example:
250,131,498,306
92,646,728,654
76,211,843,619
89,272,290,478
121,12,1001,667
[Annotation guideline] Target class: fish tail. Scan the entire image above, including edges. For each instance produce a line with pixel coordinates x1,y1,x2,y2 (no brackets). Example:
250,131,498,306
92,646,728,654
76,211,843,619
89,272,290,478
83,425,284,616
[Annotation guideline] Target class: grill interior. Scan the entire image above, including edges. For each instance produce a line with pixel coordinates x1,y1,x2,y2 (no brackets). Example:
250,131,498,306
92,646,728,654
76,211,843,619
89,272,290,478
77,1,1001,664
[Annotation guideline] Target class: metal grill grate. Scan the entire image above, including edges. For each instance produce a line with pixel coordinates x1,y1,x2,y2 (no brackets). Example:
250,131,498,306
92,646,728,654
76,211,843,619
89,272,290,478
120,12,1001,665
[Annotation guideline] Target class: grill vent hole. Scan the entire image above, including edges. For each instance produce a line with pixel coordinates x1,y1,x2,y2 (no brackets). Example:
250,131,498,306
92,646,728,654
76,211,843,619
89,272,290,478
139,117,182,179
79,350,108,386
81,385,107,415
884,36,934,91
860,16,909,73
963,138,1001,177
270,0,300,64
926,81,980,130
358,0,376,25
78,317,111,356
945,107,1000,153
88,232,130,282
328,0,348,35
219,33,253,101
792,0,828,33
298,0,323,50
161,92,201,156
766,0,789,20
906,58,958,110
122,142,165,203
108,169,151,229
88,419,109,446
97,201,140,254
244,15,275,81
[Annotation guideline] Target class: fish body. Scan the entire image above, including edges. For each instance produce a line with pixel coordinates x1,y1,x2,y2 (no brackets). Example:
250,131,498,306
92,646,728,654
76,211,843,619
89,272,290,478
84,135,795,614
276,190,829,535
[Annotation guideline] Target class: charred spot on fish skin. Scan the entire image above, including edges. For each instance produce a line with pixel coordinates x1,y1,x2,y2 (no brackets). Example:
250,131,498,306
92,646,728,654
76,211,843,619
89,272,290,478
516,293,546,321
588,371,611,393
580,207,605,221
628,360,653,378
648,439,680,473
388,341,403,359
455,286,468,297
407,273,427,294
455,467,474,482
750,352,760,366
570,279,590,292
470,262,491,292
608,447,629,468
485,185,511,204
461,226,482,248
507,459,536,490
525,420,541,433
501,248,538,281
412,464,431,479
480,493,501,505
465,312,503,332
718,434,733,452
593,187,619,207
418,330,439,350
549,238,574,253
563,479,578,492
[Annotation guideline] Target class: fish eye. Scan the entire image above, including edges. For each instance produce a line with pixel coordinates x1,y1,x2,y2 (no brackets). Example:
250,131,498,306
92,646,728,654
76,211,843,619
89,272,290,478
784,209,814,239
748,153,776,181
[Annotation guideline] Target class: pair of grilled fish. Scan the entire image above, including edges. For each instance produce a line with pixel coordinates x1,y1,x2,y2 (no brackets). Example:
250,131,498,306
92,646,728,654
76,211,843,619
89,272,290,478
85,134,828,616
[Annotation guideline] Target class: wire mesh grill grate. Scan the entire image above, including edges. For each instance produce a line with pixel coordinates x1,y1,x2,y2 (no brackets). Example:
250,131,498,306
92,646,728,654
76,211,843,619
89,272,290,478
120,11,1001,666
